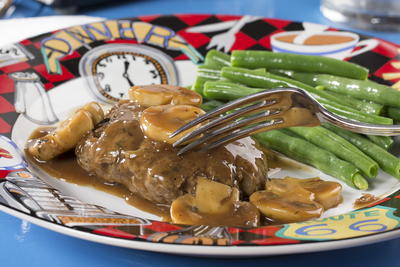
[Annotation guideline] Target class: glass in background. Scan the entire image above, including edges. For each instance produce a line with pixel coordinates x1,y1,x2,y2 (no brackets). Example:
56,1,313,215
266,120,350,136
0,0,54,19
321,0,400,31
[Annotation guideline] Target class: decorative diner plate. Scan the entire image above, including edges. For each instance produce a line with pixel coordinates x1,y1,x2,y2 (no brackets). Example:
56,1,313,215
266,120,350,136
0,14,400,257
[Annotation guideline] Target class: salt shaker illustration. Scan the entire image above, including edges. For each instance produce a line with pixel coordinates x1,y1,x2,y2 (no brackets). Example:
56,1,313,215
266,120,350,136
9,72,59,125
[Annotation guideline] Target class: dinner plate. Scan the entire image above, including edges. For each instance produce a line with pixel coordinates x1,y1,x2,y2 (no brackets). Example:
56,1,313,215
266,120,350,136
1,14,400,257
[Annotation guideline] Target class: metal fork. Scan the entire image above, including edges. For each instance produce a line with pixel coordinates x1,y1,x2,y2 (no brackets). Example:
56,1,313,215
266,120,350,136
171,87,400,155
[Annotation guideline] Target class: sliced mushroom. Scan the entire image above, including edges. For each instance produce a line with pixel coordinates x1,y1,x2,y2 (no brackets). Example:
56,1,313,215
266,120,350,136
170,177,260,227
27,102,104,161
194,177,239,214
170,194,203,225
250,178,324,223
297,177,342,210
140,104,205,144
129,84,202,107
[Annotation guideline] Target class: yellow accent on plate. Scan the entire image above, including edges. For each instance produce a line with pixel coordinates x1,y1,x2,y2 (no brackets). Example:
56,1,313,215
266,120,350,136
277,206,400,241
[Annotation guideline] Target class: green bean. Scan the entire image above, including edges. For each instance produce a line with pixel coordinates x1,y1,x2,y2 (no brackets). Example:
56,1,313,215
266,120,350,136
221,66,325,91
366,135,394,150
327,91,384,115
268,69,316,85
275,72,400,108
194,66,268,95
254,130,368,189
204,49,231,68
192,65,222,94
288,126,378,178
323,123,400,179
231,50,369,80
353,175,369,191
201,99,225,111
193,77,215,95
279,128,301,137
322,76,400,108
203,81,263,100
198,65,222,76
220,67,393,125
387,107,400,122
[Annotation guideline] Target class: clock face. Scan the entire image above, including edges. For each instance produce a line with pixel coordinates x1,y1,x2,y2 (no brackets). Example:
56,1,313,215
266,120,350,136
92,52,168,102
79,44,179,103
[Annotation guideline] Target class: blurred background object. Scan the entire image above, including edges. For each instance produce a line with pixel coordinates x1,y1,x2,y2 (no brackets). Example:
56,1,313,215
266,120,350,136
0,0,14,17
321,0,400,31
0,0,52,18
0,0,131,18
47,0,130,14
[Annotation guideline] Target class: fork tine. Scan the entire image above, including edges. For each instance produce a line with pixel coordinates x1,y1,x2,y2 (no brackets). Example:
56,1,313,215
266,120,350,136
223,44,230,53
176,134,212,155
201,119,285,152
206,39,216,50
170,89,287,138
173,99,279,147
200,99,324,151
209,109,281,136
176,110,282,155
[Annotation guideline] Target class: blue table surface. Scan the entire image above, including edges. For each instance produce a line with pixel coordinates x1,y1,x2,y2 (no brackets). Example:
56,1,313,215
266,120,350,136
1,0,400,266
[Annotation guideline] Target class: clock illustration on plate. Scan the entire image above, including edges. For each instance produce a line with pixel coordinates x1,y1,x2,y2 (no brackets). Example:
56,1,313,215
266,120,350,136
79,44,179,103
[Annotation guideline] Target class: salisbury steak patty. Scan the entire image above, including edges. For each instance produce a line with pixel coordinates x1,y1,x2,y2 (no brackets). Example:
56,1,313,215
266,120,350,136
76,101,268,204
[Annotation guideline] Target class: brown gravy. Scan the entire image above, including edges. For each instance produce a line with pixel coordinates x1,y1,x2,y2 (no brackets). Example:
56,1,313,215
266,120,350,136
276,34,354,45
263,147,311,172
353,193,380,209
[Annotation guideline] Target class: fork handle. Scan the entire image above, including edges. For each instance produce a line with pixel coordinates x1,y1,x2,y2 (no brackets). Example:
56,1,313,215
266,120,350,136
318,106,400,136
228,15,252,34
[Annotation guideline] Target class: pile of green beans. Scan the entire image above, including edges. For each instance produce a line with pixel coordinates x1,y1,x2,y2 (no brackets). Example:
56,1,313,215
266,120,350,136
193,49,400,190
287,126,379,178
254,130,368,190
323,124,400,179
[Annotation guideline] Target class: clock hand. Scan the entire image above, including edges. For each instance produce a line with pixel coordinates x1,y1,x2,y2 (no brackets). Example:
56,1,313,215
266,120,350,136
123,60,129,75
123,61,134,87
